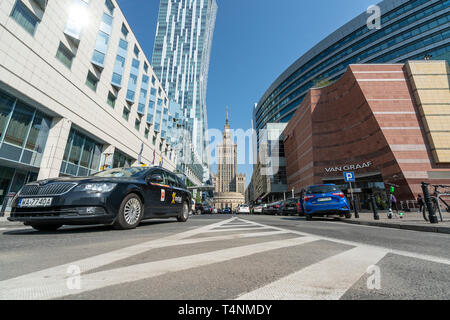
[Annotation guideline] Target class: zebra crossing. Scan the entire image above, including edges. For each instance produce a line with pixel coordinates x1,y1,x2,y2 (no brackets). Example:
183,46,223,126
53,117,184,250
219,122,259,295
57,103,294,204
0,217,449,300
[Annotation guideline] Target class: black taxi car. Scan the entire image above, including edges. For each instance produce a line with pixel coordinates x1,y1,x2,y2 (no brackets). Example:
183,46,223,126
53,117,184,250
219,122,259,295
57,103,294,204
8,167,192,231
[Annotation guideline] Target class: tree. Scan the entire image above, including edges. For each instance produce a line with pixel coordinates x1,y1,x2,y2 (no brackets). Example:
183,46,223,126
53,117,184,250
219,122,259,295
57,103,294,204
313,77,336,88
195,192,202,204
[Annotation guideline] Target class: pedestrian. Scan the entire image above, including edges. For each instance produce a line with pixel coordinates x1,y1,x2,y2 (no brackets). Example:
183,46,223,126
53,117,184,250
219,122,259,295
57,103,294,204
417,194,425,213
391,194,399,214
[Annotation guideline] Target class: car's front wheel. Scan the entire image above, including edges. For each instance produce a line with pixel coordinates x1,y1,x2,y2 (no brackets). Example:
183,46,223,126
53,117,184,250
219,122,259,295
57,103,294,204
178,202,190,223
113,194,143,230
30,224,62,232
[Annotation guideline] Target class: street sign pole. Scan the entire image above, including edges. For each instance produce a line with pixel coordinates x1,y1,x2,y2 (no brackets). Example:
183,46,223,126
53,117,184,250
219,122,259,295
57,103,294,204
344,172,359,218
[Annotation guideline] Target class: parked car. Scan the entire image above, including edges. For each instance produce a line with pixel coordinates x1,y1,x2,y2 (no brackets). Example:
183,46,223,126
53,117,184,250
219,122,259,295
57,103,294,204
194,203,205,215
263,201,283,215
304,184,351,220
236,204,250,215
223,207,232,214
282,198,304,216
8,167,192,231
203,205,213,214
253,205,263,215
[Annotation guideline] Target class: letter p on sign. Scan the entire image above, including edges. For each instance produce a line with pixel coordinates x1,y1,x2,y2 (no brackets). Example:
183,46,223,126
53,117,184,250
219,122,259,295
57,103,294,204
344,172,355,182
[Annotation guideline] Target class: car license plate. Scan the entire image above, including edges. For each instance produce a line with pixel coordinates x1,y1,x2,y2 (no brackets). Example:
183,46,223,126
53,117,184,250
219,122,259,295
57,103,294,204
318,197,332,202
19,198,53,208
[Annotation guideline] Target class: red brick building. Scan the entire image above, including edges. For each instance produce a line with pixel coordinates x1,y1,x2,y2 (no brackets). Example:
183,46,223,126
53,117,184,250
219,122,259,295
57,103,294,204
283,61,450,206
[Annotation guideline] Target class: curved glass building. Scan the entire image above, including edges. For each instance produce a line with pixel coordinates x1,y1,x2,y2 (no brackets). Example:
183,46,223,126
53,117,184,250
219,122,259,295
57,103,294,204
254,0,450,140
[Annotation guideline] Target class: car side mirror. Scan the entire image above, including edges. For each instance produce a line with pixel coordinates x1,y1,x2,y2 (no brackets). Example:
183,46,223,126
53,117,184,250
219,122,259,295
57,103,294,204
150,174,164,184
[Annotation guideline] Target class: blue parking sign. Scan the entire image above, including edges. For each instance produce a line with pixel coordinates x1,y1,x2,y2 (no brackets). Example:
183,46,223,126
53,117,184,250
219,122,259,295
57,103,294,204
344,172,355,182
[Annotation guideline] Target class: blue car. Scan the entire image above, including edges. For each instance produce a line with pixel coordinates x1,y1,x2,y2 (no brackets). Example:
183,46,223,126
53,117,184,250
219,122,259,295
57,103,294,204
303,184,351,220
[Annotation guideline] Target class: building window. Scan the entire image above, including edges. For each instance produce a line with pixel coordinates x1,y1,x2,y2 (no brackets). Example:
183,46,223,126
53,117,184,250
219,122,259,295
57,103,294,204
152,136,156,146
0,90,52,167
122,107,130,121
107,92,116,108
113,149,134,168
105,0,114,15
64,0,89,40
121,23,129,39
56,42,74,69
134,45,140,57
85,72,98,92
61,129,103,177
111,40,128,87
3,101,34,147
144,127,149,139
126,59,140,103
135,118,141,131
144,62,149,73
10,0,39,35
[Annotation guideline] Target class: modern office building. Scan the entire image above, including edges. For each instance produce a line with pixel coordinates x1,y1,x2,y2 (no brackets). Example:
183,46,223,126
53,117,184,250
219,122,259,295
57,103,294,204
250,123,288,204
152,0,218,183
255,0,450,147
0,0,180,207
283,61,450,207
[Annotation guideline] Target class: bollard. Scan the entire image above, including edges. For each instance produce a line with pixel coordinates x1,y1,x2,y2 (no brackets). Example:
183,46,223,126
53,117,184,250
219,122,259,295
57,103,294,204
353,199,359,219
371,195,379,220
421,182,439,224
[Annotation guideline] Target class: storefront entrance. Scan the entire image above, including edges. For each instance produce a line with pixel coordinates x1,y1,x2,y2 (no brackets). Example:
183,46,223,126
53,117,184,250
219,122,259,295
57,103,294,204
323,174,388,211
0,165,38,210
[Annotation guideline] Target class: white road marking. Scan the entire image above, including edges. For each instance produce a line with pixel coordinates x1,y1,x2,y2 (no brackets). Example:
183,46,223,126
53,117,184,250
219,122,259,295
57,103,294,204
0,237,317,300
204,227,272,233
0,218,237,294
237,246,387,300
216,224,256,228
240,219,450,265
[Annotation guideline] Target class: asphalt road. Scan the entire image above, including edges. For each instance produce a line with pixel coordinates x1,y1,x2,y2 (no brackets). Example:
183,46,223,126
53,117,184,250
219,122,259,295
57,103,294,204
0,214,449,300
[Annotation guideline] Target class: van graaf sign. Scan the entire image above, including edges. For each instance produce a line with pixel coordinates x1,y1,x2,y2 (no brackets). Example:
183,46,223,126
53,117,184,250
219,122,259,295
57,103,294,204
325,161,373,173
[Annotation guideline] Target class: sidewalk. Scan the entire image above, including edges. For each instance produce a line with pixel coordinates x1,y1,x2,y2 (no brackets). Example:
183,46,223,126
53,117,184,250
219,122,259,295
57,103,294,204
338,210,450,234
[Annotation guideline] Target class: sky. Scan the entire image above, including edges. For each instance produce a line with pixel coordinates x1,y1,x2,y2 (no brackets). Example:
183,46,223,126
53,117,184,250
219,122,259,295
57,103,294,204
117,0,379,185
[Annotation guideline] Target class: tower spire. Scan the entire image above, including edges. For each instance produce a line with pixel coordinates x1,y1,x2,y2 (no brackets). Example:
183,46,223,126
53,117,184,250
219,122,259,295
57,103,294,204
226,106,229,125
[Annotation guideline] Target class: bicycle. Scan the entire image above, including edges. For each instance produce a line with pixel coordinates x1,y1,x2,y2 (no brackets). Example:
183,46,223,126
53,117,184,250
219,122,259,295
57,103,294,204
421,184,450,222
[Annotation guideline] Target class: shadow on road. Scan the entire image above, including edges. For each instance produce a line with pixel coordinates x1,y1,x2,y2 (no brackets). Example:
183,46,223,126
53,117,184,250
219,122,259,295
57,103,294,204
280,216,341,222
3,220,177,236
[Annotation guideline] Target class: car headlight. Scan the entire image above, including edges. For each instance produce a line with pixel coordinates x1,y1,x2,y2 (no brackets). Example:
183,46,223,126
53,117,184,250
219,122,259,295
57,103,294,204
75,183,117,193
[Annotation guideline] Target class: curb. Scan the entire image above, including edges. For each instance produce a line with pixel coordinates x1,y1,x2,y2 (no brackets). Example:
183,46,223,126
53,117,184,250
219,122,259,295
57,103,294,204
339,219,450,234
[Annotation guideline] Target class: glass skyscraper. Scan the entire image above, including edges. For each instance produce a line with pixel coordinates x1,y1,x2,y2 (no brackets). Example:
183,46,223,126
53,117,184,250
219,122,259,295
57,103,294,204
152,0,218,181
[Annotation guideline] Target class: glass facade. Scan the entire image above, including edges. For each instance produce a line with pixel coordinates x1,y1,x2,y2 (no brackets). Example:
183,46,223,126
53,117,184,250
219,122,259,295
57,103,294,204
60,129,103,177
152,0,218,168
255,0,450,144
0,89,52,168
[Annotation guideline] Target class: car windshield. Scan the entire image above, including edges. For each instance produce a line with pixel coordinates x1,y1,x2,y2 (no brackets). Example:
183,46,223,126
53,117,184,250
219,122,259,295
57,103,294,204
307,185,340,194
93,167,148,178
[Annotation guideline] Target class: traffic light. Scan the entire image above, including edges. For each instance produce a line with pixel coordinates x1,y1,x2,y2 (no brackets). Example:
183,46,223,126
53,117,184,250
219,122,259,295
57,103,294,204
390,186,395,194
